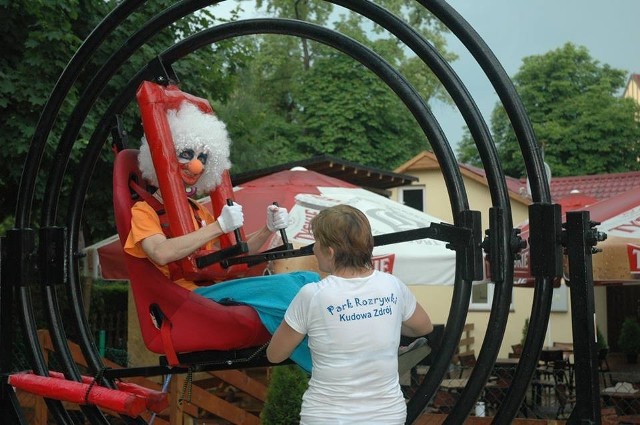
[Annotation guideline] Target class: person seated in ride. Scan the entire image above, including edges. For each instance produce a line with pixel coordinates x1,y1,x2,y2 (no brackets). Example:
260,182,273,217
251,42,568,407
124,102,318,371
125,102,285,289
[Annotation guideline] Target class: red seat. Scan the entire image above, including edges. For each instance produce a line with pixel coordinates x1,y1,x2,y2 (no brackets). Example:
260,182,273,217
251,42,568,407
113,148,271,356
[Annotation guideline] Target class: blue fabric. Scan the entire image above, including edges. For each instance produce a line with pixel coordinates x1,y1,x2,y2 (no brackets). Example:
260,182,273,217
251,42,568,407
194,271,319,373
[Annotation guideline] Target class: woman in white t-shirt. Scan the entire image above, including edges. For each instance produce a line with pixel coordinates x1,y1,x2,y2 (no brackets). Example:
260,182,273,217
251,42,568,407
267,204,433,425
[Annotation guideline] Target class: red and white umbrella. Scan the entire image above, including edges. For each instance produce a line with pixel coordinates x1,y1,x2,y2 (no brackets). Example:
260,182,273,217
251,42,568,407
514,188,640,286
86,168,457,285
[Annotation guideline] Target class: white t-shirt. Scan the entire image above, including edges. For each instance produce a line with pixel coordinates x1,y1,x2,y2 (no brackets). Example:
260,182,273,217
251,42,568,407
284,270,417,425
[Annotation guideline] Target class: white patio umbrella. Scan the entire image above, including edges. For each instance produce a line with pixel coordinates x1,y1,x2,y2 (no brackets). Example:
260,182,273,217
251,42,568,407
86,168,458,285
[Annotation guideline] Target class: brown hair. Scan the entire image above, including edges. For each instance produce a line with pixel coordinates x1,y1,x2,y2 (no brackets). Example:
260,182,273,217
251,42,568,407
310,204,373,270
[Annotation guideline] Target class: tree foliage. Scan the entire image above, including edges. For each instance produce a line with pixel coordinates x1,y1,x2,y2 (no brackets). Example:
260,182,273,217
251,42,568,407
0,1,244,240
1,0,456,242
260,364,309,425
458,43,640,177
295,51,427,168
223,0,455,172
1,0,87,232
455,128,478,167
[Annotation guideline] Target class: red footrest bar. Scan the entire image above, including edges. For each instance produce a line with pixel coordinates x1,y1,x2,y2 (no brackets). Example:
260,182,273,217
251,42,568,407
47,371,168,413
8,372,167,417
115,381,168,413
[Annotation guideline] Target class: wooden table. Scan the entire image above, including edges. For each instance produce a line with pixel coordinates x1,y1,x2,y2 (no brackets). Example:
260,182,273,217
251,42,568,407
440,378,468,391
440,378,503,389
437,377,508,415
495,358,519,367
552,342,574,361
540,347,564,363
492,358,519,386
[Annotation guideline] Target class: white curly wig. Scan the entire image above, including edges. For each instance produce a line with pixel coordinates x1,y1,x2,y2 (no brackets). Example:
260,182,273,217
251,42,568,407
138,101,232,195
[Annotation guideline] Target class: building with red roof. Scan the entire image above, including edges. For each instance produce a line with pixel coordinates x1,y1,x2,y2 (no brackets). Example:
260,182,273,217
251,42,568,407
391,150,640,358
457,157,640,206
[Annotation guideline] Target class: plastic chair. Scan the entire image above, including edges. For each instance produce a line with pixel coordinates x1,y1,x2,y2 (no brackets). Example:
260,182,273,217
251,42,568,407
457,353,477,379
599,348,612,388
431,389,458,414
555,382,576,419
510,343,523,359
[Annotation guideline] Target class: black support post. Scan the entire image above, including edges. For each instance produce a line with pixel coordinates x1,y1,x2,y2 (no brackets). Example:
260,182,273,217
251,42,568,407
0,236,29,424
565,211,603,425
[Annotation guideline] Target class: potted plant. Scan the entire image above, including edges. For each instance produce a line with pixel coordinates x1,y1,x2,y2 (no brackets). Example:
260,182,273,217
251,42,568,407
617,317,640,364
520,318,529,346
596,326,608,352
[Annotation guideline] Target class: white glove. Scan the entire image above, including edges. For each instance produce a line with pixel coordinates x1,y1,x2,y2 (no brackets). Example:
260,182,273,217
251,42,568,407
218,202,244,234
267,205,289,232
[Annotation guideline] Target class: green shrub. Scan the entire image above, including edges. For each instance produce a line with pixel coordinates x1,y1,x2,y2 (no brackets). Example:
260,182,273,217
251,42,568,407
104,347,129,367
90,280,129,314
618,317,640,355
596,326,608,351
89,280,129,360
520,317,530,346
261,365,309,425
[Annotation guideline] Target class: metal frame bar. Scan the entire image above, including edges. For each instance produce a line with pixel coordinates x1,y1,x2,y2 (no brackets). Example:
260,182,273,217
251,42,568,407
0,0,586,423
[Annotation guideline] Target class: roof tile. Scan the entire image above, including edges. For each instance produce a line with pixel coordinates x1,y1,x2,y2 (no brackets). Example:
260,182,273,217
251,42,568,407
461,161,640,203
507,171,640,202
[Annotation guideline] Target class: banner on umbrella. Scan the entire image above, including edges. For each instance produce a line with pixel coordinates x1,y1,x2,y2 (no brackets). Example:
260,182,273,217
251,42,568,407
597,204,640,282
626,244,640,275
88,169,459,285
514,189,640,286
267,187,457,286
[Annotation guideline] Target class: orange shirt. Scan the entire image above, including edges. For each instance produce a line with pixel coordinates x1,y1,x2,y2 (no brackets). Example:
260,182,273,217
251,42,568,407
124,200,218,291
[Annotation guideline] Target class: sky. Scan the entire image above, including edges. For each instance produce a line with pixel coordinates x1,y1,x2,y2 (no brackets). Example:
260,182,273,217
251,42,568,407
432,0,640,153
216,0,640,154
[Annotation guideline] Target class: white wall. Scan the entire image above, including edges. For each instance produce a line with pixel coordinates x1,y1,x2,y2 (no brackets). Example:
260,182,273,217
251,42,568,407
410,282,608,360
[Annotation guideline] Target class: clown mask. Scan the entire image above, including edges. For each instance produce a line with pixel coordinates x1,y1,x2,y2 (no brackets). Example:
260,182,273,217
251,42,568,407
138,101,232,197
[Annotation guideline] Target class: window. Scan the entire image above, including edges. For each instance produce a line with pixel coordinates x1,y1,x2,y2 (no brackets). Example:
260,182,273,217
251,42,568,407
470,282,514,311
399,186,425,212
470,282,489,308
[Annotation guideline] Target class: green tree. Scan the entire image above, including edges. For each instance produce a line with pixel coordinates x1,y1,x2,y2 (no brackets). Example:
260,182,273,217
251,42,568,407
457,43,640,177
223,0,456,171
455,128,480,167
618,317,640,360
216,34,309,172
0,0,89,233
2,0,457,238
295,51,426,168
261,364,309,425
0,1,243,241
256,0,332,71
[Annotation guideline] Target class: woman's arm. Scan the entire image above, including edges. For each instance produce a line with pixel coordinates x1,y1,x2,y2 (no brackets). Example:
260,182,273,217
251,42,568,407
401,303,434,337
267,321,306,364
